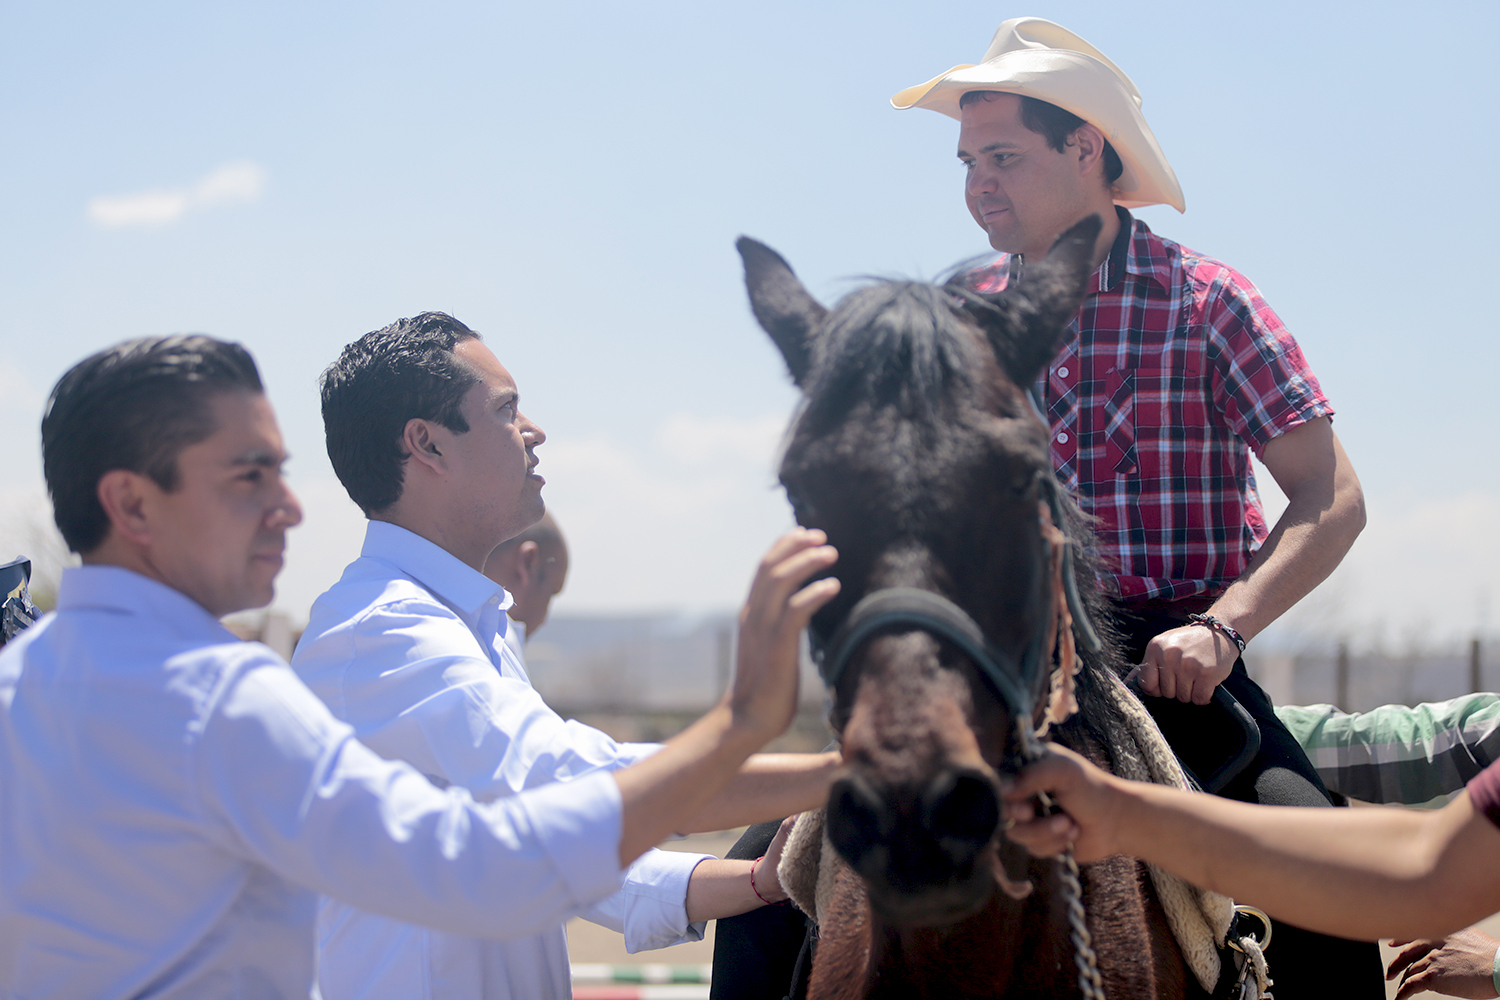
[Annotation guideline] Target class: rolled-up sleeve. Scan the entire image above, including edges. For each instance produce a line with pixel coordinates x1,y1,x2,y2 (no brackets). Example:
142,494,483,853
195,657,626,939
579,848,712,952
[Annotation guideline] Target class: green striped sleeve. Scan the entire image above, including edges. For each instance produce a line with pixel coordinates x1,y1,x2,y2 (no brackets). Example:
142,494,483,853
1275,694,1500,807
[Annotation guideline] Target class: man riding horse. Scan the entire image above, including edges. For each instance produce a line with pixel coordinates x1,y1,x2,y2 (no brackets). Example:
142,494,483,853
714,17,1378,1000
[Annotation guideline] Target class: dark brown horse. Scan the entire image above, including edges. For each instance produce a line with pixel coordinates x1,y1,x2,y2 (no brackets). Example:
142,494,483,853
738,217,1205,1000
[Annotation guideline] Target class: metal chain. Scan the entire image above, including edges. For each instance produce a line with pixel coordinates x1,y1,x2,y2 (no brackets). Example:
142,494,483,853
1059,847,1107,1000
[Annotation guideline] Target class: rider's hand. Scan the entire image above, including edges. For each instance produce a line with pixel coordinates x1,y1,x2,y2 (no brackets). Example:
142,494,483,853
1387,928,1500,1000
1127,623,1238,705
729,529,840,741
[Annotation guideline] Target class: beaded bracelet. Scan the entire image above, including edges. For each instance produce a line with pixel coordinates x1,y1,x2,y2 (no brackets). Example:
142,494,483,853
750,855,789,907
1187,613,1247,653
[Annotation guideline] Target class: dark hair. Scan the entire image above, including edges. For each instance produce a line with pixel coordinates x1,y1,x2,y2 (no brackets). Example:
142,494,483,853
959,91,1124,185
42,335,265,554
320,311,482,515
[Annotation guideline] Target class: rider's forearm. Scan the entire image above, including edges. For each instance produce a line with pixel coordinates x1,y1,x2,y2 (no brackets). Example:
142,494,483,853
1207,425,1364,641
677,751,840,833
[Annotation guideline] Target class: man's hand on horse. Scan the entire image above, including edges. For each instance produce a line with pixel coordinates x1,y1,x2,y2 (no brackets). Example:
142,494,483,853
731,529,841,739
1000,745,1125,865
1128,624,1238,704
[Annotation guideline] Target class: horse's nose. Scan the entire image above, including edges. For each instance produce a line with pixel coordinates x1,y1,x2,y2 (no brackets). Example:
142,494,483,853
827,766,1000,887
922,766,1000,865
827,772,894,875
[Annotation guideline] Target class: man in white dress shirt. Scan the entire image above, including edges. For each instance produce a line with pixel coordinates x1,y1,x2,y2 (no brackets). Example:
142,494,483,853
295,312,841,1000
0,334,838,998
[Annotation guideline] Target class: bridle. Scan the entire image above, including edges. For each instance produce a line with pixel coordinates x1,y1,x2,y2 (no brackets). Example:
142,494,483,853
811,472,1101,738
807,472,1113,1000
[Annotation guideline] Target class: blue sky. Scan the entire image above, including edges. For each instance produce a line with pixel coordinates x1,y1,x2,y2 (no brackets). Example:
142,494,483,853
2,0,1497,651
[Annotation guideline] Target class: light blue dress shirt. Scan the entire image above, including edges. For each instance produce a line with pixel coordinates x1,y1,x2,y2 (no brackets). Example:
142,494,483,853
293,521,709,1000
0,566,625,999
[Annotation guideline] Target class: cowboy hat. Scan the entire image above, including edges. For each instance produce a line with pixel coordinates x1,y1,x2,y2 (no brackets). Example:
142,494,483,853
892,17,1184,212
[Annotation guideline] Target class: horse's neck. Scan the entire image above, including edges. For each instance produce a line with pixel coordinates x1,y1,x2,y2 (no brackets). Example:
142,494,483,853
863,865,1081,1000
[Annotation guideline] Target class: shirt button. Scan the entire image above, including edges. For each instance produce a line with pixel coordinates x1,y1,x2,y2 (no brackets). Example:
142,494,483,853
1057,366,1070,378
1057,432,1070,444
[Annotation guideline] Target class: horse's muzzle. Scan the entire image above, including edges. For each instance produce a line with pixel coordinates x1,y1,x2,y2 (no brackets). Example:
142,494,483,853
826,765,1001,927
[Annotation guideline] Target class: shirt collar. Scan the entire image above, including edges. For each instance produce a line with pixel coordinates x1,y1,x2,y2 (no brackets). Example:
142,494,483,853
360,520,512,619
56,565,238,640
1095,206,1173,294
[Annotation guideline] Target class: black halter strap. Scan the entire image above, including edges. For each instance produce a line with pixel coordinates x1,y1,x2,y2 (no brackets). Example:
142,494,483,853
815,588,1045,721
809,473,1099,725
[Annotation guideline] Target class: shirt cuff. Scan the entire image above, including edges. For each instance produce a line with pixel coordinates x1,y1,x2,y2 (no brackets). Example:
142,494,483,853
515,770,626,907
584,849,713,952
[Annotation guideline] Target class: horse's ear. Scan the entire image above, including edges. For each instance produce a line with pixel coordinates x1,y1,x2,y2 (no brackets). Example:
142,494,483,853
954,214,1102,387
737,236,828,388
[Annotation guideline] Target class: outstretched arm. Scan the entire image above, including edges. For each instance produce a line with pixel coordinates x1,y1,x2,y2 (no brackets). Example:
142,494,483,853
1134,417,1365,703
1003,745,1500,942
613,530,839,865
675,751,839,834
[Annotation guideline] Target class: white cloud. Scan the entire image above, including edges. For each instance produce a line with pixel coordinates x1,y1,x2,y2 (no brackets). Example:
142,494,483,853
192,161,266,207
87,189,192,228
87,160,267,229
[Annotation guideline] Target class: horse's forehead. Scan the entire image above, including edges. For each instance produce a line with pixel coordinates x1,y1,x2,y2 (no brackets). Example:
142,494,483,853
781,407,1048,486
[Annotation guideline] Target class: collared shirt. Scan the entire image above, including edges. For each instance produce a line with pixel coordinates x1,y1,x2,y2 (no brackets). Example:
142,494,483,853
970,209,1332,601
503,614,526,667
0,566,624,999
1277,695,1500,808
293,521,708,1000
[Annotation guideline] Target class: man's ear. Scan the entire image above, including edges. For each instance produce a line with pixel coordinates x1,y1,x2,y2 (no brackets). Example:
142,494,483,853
402,418,449,475
1071,122,1108,177
516,540,541,588
95,469,154,546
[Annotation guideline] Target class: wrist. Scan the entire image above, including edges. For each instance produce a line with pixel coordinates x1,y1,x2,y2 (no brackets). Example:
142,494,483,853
750,855,789,906
1188,613,1247,654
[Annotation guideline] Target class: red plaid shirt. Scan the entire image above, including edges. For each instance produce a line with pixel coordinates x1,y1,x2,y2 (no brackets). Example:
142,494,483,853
971,210,1332,602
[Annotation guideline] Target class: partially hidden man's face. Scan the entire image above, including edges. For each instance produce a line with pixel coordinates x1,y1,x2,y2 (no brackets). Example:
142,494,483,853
957,92,1099,259
518,542,568,636
140,391,303,618
444,339,548,547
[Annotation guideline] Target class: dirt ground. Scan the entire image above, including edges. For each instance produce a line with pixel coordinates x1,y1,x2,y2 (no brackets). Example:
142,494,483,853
568,832,1500,1000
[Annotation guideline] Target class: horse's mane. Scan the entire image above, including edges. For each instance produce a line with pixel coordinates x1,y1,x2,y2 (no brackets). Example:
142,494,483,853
800,281,985,434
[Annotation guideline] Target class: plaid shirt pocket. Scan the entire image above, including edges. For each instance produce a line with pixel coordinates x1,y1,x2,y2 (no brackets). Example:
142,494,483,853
1103,369,1138,475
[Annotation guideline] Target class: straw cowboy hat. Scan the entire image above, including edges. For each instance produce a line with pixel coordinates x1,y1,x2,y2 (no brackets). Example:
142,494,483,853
892,17,1184,212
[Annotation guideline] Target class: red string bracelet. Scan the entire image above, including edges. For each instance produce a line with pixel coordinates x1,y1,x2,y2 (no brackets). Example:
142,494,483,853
750,855,789,907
